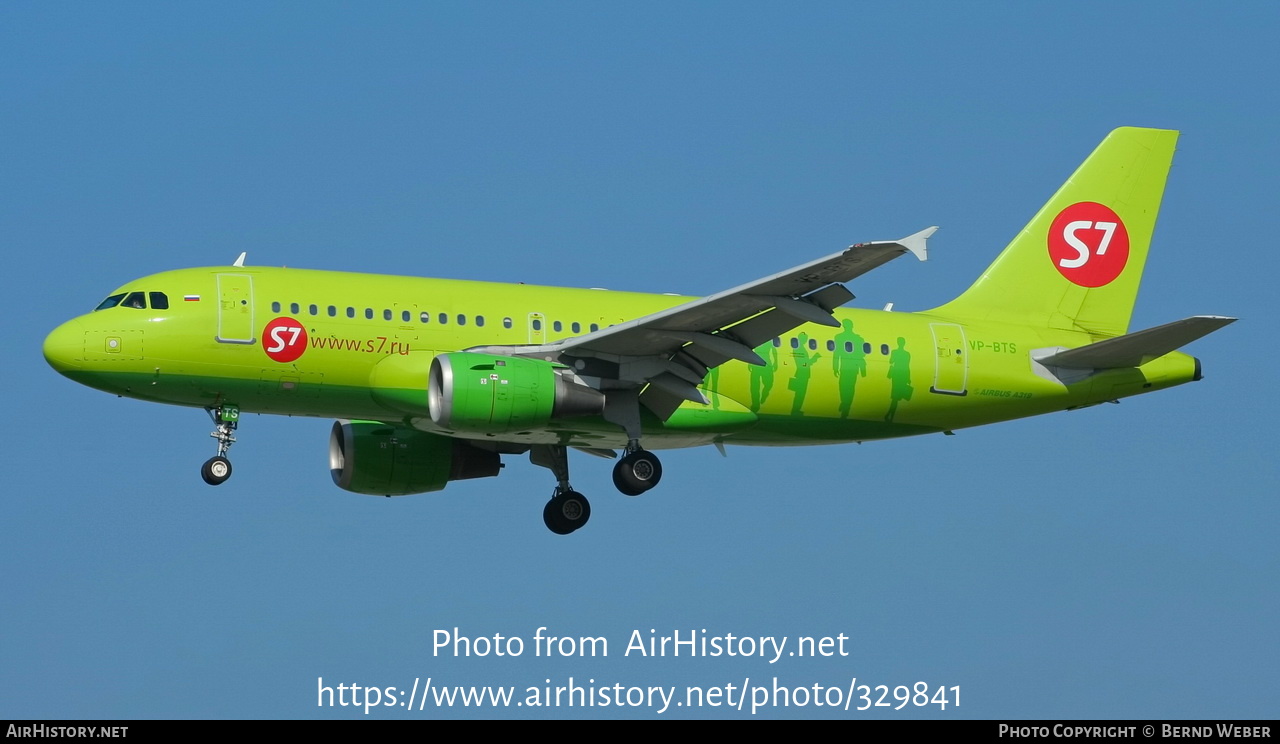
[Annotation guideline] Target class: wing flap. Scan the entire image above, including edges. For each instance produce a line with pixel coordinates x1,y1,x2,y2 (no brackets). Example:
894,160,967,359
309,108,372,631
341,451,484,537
680,332,766,366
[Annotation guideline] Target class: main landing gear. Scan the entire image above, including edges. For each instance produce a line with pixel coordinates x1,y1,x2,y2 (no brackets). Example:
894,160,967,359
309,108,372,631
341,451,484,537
201,404,239,486
612,443,662,496
531,444,591,535
531,441,664,535
543,487,591,536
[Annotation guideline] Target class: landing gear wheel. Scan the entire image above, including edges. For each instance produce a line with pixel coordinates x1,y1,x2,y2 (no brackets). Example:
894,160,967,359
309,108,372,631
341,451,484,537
201,456,232,486
612,468,644,496
543,490,591,534
543,499,574,535
613,450,662,496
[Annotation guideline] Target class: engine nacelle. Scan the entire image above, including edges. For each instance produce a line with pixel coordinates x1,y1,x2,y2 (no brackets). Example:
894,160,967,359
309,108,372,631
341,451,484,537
428,352,604,434
329,420,501,496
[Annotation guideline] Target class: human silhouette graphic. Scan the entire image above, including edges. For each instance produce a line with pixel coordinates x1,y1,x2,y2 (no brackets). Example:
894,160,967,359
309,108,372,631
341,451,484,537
832,318,867,419
749,340,778,412
788,333,821,416
884,337,912,422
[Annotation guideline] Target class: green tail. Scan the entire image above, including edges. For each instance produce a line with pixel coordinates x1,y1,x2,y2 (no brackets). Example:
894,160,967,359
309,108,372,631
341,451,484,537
931,127,1179,337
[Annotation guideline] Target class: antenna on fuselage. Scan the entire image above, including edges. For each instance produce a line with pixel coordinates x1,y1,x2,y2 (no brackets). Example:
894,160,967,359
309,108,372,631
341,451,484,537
232,252,247,267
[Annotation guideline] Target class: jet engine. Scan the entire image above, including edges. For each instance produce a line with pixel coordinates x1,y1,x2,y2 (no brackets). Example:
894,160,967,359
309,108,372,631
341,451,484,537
329,420,501,496
427,352,604,433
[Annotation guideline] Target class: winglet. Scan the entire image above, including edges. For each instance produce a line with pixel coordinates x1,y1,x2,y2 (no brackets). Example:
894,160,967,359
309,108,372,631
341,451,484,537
899,226,937,261
232,252,247,267
853,226,936,262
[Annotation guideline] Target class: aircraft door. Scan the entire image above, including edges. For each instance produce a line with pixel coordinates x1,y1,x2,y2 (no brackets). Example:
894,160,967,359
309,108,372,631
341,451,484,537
929,323,968,396
217,274,255,344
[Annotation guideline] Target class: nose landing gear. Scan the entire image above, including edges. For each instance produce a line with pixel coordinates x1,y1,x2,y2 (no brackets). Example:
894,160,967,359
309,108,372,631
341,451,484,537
201,405,239,486
201,455,232,485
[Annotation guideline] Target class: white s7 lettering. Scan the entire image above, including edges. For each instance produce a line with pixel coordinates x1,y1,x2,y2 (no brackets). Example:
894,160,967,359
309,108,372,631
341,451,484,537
1058,220,1117,269
267,326,301,353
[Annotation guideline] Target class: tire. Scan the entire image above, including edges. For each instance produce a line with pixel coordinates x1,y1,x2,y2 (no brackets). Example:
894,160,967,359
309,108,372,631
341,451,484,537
612,467,645,496
613,450,662,495
543,490,590,534
201,456,232,486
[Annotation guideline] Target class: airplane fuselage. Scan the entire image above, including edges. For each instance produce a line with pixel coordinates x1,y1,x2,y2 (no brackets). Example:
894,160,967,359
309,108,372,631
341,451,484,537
43,265,1200,450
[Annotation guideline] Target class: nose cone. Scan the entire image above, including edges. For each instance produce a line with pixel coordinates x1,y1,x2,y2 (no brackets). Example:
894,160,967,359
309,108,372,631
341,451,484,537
43,318,85,374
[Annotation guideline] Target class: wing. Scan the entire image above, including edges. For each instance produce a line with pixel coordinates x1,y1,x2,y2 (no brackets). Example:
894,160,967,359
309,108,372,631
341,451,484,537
471,227,937,419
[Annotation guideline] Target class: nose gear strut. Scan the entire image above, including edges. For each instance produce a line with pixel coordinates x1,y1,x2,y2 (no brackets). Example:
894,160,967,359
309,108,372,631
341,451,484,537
201,404,239,486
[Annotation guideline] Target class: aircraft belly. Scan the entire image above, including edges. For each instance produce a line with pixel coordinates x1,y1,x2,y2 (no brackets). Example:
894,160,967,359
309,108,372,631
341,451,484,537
405,417,721,450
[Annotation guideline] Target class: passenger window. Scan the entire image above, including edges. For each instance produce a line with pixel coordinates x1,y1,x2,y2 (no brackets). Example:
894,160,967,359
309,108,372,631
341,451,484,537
571,322,581,333
290,303,300,314
590,323,599,332
383,309,392,321
95,293,126,311
532,319,542,331
772,338,781,347
124,291,147,309
347,307,355,318
365,308,373,320
553,320,563,332
503,317,513,329
863,343,872,354
880,344,889,355
439,313,448,324
476,316,485,327
272,301,281,313
789,338,798,349
421,312,430,323
149,292,169,310
309,304,318,316
457,314,466,326
845,342,853,353
808,339,817,351
402,310,411,323
328,306,337,317
826,340,834,352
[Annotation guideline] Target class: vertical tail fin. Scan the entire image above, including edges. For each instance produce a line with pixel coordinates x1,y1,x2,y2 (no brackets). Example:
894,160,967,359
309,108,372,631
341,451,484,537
931,127,1179,337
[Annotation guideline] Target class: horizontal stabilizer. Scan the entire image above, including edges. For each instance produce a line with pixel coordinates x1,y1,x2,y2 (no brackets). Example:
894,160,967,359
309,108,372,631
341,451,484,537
1035,316,1236,370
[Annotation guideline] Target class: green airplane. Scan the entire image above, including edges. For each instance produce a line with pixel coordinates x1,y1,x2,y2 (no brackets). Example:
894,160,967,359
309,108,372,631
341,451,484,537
43,127,1233,534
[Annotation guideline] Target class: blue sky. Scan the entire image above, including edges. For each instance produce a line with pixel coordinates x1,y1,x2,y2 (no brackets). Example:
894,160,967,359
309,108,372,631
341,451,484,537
3,2,1276,719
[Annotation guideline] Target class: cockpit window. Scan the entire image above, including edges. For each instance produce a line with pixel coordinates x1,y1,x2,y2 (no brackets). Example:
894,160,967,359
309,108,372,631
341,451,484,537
95,293,126,311
95,291,171,311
